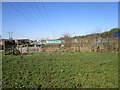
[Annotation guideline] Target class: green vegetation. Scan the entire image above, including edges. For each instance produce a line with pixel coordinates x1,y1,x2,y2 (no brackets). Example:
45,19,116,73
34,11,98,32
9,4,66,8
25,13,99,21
2,52,118,88
73,28,120,39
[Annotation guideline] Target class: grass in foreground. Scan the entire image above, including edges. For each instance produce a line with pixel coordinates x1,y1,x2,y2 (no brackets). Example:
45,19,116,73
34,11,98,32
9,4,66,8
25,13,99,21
2,52,118,88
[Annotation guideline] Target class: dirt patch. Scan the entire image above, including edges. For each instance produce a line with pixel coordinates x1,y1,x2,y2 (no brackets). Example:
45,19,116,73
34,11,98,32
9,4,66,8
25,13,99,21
17,53,28,56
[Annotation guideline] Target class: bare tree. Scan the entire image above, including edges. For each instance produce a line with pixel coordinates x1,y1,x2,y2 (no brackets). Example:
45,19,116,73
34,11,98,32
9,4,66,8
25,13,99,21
62,33,72,48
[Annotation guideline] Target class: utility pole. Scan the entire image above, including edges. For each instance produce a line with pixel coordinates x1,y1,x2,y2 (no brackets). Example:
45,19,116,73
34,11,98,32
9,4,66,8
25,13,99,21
8,32,13,40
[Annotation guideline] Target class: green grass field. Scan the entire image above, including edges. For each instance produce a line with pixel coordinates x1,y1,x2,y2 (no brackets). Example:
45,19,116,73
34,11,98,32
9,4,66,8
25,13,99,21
2,52,118,88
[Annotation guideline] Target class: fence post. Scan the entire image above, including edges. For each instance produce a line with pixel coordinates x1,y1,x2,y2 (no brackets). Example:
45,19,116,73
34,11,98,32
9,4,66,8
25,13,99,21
27,44,29,53
21,46,22,53
3,43,5,55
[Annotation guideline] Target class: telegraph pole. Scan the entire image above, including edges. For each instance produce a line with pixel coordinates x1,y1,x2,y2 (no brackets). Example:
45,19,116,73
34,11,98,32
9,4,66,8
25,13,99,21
8,32,13,40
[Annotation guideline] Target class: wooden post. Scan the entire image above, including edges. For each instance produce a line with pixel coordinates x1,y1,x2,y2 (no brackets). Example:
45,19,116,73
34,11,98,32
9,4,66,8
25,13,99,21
21,46,22,53
3,42,5,55
27,44,29,53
